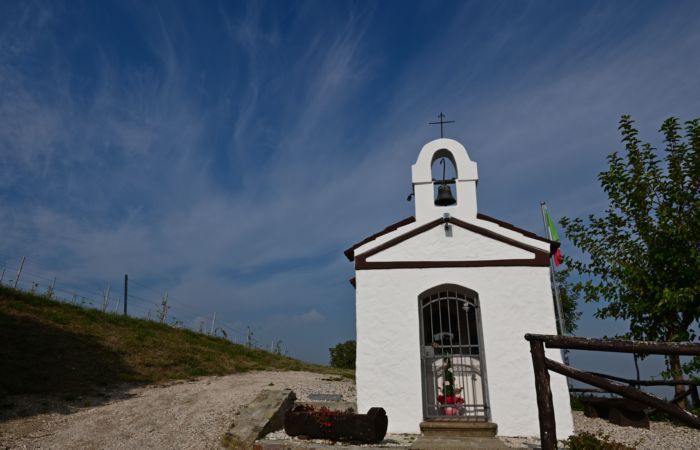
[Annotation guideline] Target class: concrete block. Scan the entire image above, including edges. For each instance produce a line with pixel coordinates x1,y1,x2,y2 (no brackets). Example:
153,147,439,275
222,389,296,449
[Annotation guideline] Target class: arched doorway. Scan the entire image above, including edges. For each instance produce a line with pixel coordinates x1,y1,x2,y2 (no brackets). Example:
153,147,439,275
419,284,489,420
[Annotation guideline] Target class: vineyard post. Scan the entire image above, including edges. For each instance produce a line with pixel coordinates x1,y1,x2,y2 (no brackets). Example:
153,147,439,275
123,274,128,316
13,256,25,289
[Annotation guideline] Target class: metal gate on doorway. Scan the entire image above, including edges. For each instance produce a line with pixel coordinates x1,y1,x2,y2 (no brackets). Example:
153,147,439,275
419,285,489,420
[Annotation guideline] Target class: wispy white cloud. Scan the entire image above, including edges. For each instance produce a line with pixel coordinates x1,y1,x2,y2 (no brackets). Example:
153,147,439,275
292,308,324,324
1,1,699,363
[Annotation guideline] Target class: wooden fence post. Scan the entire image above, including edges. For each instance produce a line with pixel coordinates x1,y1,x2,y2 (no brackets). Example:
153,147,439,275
530,339,557,450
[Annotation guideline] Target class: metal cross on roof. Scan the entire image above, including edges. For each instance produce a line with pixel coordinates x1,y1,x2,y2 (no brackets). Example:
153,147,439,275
429,112,455,138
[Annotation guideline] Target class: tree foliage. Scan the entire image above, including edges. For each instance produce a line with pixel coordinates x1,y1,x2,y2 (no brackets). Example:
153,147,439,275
555,266,581,334
561,116,699,384
329,340,356,370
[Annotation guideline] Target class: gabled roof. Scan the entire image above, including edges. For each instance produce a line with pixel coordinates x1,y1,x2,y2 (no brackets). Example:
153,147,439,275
343,213,560,261
344,212,559,268
354,216,550,269
476,213,558,251
343,216,415,261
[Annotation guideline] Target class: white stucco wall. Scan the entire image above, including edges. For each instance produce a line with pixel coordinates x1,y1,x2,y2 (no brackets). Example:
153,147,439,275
366,225,535,262
352,136,571,437
355,266,574,437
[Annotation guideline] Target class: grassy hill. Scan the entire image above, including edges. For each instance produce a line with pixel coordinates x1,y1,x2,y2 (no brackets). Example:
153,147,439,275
0,286,351,399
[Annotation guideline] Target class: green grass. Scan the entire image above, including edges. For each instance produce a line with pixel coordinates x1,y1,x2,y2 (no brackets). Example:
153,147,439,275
0,286,352,398
570,395,585,411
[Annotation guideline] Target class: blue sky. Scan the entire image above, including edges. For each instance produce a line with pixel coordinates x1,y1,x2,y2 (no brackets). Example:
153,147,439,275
1,1,699,382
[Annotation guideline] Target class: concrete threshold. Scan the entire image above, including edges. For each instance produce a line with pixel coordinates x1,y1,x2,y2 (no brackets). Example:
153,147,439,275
254,439,409,449
419,420,498,438
410,435,509,450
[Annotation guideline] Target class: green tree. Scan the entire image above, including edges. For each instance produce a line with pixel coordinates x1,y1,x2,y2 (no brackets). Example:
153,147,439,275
561,116,699,407
555,266,581,335
329,340,356,369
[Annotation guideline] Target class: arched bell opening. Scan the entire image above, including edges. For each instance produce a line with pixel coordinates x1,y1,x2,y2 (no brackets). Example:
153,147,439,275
430,150,458,207
418,284,489,421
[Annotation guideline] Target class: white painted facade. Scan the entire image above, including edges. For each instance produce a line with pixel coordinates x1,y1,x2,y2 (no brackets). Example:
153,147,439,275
347,138,574,437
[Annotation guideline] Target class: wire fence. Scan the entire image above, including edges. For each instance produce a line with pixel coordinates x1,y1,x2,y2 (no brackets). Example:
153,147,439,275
0,254,288,355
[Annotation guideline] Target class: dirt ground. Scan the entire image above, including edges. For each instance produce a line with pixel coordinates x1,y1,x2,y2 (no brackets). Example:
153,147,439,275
0,371,355,450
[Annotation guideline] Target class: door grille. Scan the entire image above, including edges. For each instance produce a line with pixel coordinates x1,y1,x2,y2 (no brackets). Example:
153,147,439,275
419,287,488,420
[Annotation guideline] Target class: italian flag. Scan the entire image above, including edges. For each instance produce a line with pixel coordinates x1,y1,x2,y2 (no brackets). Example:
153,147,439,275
545,209,563,266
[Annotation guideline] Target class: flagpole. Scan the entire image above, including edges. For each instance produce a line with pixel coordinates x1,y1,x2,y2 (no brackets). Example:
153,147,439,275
540,202,566,336
541,202,574,395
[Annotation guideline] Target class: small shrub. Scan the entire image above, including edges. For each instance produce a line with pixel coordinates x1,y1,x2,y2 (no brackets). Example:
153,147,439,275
563,432,633,450
648,409,671,422
570,395,585,411
329,340,355,369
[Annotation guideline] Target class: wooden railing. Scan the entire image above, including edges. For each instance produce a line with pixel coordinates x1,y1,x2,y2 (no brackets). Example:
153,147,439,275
525,333,700,450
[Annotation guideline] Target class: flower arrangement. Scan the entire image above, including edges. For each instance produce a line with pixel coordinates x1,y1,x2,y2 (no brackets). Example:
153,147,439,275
437,394,465,405
296,404,353,428
438,356,464,416
284,404,388,444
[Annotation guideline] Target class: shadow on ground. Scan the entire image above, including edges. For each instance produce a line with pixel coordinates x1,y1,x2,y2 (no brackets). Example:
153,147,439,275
0,311,137,421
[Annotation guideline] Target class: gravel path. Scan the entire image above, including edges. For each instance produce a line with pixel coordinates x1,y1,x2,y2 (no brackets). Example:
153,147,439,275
571,410,700,449
0,371,354,449
499,411,700,449
262,410,700,449
3,374,700,450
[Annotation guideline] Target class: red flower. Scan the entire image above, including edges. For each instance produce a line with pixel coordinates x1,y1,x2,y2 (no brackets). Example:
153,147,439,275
437,395,465,405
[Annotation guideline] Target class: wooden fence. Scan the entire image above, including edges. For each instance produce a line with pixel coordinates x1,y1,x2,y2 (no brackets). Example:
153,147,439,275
524,333,700,450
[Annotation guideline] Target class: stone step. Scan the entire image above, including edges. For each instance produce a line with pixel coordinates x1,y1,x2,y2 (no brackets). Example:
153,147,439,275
221,389,296,449
419,420,498,438
255,439,408,449
410,436,508,450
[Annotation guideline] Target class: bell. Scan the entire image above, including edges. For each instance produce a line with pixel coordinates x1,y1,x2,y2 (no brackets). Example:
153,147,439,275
435,182,456,206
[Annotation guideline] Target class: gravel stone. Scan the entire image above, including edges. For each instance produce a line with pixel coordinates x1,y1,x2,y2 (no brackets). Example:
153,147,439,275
261,429,417,448
0,371,355,449
571,410,700,450
3,374,700,450
499,411,700,449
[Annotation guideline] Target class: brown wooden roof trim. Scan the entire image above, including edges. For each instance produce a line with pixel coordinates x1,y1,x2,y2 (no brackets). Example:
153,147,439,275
344,216,416,261
354,216,551,270
355,257,550,270
476,212,560,253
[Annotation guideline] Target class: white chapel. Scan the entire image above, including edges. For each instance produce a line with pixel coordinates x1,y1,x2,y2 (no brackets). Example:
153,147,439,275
344,137,574,437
